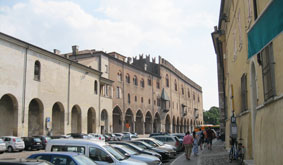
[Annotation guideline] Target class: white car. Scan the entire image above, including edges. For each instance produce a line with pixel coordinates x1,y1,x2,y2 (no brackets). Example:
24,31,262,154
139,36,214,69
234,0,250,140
89,134,105,141
46,139,147,165
1,136,25,152
0,139,6,154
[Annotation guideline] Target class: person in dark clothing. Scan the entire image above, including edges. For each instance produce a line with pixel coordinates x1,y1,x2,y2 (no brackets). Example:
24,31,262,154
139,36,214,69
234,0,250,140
206,127,214,150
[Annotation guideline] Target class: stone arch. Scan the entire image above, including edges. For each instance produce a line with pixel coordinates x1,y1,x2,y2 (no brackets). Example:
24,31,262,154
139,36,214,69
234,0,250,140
172,116,176,133
0,94,18,136
187,119,190,133
190,119,193,132
177,117,180,133
87,107,96,133
135,110,144,134
184,118,187,133
52,102,65,135
145,111,152,134
153,112,161,133
180,117,184,133
71,105,82,133
101,109,108,134
124,109,134,132
113,106,122,133
28,98,44,136
165,114,171,133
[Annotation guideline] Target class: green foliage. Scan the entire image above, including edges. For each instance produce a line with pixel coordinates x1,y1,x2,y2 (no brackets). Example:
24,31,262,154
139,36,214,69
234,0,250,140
203,106,220,125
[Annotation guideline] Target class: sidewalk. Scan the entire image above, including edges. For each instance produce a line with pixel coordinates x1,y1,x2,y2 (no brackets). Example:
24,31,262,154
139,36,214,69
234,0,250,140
171,140,241,165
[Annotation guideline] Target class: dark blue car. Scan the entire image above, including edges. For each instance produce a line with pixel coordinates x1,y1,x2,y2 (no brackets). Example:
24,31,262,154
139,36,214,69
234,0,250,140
27,152,97,165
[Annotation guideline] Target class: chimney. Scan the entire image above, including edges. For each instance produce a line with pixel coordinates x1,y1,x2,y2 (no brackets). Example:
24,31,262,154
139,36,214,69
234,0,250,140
53,49,61,55
127,57,132,64
152,57,156,63
72,45,79,56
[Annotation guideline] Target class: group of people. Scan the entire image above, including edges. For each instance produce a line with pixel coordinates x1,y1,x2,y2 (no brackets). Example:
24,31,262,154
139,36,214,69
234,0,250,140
182,127,215,160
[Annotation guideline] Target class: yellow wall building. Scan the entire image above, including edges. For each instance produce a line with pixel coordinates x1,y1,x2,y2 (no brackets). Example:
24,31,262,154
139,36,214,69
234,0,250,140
212,0,283,164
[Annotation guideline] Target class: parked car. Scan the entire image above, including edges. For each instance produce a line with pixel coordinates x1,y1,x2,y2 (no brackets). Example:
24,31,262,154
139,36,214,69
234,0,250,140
106,133,118,141
33,136,51,150
46,139,147,165
114,133,124,141
89,134,105,141
149,133,168,137
170,133,185,151
135,138,176,158
0,139,6,154
50,135,72,139
152,135,182,152
0,158,52,165
22,137,43,151
1,136,25,152
112,144,161,165
108,141,162,160
122,132,137,140
28,152,97,165
67,133,89,139
103,134,111,141
129,140,171,161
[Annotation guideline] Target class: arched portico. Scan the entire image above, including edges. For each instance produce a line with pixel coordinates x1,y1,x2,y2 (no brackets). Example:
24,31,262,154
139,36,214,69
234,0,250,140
124,109,134,132
165,115,171,133
87,107,96,133
172,116,176,133
145,111,152,134
177,117,180,133
153,112,161,133
71,105,82,133
0,94,18,136
101,109,108,134
113,106,122,133
52,102,64,135
135,110,144,134
28,99,44,136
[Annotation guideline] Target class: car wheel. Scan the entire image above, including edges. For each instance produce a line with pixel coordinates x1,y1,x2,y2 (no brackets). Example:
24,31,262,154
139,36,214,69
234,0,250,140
28,146,32,151
8,146,13,152
19,150,23,152
0,152,3,154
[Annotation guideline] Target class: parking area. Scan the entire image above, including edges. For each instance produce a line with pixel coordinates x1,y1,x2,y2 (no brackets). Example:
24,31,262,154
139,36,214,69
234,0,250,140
0,150,42,159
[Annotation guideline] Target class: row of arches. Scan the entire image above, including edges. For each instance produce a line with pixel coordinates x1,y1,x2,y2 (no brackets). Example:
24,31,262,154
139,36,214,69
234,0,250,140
112,106,202,134
0,94,109,137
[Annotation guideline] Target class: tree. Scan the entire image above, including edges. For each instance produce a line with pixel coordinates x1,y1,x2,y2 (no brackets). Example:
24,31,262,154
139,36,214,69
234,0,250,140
203,106,220,125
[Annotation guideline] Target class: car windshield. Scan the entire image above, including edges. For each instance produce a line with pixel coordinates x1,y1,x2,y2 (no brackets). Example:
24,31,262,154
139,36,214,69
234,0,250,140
120,146,138,155
104,145,127,161
73,155,97,165
34,138,41,142
135,141,153,149
128,143,143,151
152,139,164,145
16,138,23,142
115,134,121,137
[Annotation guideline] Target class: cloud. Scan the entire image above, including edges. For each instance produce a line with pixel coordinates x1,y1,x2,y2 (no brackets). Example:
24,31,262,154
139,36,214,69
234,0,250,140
0,0,221,110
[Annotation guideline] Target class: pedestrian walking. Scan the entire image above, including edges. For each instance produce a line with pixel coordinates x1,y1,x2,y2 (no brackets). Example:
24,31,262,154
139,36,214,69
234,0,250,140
206,127,214,150
197,128,204,150
183,131,194,160
193,131,198,156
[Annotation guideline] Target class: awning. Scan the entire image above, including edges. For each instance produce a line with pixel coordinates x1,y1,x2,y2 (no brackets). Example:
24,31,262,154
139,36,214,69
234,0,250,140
248,0,283,58
161,88,170,101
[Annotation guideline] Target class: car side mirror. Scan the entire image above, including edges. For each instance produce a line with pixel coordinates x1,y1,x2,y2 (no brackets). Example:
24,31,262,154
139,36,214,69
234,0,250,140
124,153,130,157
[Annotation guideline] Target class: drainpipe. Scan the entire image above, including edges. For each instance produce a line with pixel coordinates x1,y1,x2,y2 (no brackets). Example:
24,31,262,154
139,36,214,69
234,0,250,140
67,64,71,125
122,63,125,132
21,46,29,136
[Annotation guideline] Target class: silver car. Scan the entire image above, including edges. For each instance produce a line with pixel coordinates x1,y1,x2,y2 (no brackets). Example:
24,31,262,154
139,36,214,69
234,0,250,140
136,138,176,158
152,135,182,152
0,139,6,154
112,144,161,165
1,136,25,152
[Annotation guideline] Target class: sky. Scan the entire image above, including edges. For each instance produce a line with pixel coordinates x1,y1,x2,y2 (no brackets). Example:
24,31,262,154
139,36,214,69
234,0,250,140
0,0,221,110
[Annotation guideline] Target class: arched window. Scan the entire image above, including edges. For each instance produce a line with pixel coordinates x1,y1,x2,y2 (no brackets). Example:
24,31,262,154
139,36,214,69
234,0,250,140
140,78,144,88
174,80,178,91
135,96,137,102
166,74,169,87
94,80,98,94
182,85,184,95
133,75,138,86
117,71,122,81
148,99,151,104
156,80,160,89
188,89,190,98
148,78,151,86
141,97,143,103
126,74,130,83
34,60,41,81
128,94,131,104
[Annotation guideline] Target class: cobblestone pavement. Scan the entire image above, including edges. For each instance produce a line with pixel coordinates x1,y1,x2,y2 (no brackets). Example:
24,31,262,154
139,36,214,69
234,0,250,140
0,150,42,159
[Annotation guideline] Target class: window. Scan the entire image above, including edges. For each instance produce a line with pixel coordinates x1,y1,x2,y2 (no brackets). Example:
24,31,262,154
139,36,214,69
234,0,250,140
34,155,51,162
34,60,41,81
128,94,131,104
94,81,98,94
141,97,143,103
182,86,184,95
148,99,151,104
193,93,195,101
140,79,145,88
260,43,275,100
253,0,258,20
51,145,85,154
105,65,109,73
133,75,138,86
89,147,113,163
116,87,121,98
188,89,190,98
157,98,161,107
166,74,169,87
148,79,152,86
156,81,160,89
135,96,137,102
166,137,174,142
117,71,122,81
174,80,178,91
198,96,200,102
126,74,130,83
241,73,248,111
52,155,73,165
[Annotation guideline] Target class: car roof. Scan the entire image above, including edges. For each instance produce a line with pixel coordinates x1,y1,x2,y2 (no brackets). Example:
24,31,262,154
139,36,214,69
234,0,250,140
30,152,81,156
1,136,18,138
48,139,107,147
